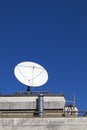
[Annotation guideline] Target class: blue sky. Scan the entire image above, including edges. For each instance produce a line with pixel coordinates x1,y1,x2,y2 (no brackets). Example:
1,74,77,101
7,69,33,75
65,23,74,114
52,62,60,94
0,0,87,110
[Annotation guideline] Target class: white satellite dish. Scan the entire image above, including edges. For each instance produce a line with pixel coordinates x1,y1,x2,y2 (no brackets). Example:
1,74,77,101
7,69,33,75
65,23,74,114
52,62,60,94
14,61,48,89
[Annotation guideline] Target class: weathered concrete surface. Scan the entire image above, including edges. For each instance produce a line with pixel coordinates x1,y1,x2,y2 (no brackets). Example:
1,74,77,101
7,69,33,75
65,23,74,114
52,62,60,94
0,95,65,110
0,117,87,130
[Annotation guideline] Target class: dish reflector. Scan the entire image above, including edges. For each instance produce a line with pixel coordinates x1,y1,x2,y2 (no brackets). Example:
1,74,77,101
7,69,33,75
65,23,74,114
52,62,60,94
14,61,48,87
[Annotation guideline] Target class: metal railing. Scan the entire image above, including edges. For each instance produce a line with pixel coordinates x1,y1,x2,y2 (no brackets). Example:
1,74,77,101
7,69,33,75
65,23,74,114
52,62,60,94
0,110,87,118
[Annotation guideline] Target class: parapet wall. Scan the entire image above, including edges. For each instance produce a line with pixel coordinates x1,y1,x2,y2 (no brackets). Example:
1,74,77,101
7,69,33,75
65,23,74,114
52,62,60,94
0,117,87,130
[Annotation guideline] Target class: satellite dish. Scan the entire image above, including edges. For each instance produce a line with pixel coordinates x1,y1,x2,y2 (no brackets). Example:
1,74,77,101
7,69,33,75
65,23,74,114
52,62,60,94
14,61,48,89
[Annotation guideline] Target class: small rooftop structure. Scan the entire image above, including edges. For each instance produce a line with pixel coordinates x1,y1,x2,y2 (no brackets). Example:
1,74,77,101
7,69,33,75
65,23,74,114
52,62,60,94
0,92,79,118
0,93,65,110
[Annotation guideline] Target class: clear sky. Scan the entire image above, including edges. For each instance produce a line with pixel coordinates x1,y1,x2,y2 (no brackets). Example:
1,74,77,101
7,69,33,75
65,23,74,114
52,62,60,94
0,0,87,110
